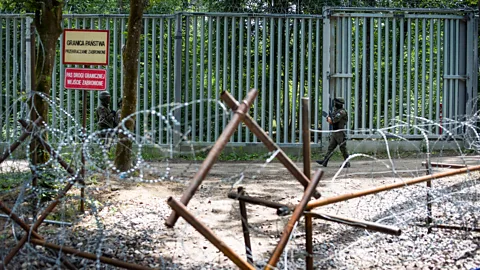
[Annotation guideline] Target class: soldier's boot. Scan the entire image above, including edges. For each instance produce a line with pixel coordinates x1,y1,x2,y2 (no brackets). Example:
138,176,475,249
316,157,330,167
343,155,350,168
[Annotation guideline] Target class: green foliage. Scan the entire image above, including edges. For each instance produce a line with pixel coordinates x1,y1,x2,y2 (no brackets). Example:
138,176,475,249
0,171,30,191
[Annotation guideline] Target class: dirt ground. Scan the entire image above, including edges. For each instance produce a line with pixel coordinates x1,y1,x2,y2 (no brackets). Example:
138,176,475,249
1,155,479,269
77,155,479,269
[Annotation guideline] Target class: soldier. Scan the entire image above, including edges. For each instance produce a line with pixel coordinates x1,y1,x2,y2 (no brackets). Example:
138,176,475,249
96,91,116,142
316,97,350,167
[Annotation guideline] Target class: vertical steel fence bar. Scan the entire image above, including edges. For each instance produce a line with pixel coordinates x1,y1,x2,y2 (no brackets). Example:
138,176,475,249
276,18,282,144
361,17,367,133
407,18,412,132
336,18,341,97
321,13,330,138
284,18,290,144
459,17,466,120
184,16,190,140
5,19,10,141
231,16,237,142
369,17,374,133
291,18,298,142
151,18,157,142
159,18,165,144
384,18,389,129
436,19,441,135
20,19,25,135
346,18,352,134
246,18,251,143
215,16,220,141
392,18,397,131
51,20,57,138
314,18,320,143
143,18,149,142
66,19,72,134
173,14,182,144
0,19,4,141
86,18,92,132
290,18,298,142
208,16,213,143
223,17,228,131
399,18,404,133
429,19,434,133
105,18,111,122
414,18,419,135
454,20,459,123
377,18,382,131
121,17,125,105
20,18,25,130
261,17,266,133
238,17,244,143
166,19,172,144
307,19,313,131
113,18,118,111
13,19,18,138
421,19,426,121
269,17,274,143
94,18,100,133
253,18,259,143
136,18,142,142
443,20,449,135
299,18,306,143
354,18,359,133
449,20,454,130
190,17,196,142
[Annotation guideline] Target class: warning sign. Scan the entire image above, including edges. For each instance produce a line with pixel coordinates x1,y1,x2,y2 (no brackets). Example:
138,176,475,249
62,29,109,65
64,68,107,90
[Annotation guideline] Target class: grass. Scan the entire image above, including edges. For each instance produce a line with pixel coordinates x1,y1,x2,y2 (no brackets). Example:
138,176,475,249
0,171,30,191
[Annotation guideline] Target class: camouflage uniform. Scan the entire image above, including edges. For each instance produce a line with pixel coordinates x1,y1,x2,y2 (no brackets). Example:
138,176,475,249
96,91,115,143
316,98,350,167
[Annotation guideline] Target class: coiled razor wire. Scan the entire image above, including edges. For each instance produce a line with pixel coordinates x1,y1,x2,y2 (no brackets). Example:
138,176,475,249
0,92,478,269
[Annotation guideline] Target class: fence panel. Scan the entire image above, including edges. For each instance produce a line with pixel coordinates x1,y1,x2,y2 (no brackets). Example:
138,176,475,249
323,8,476,139
0,10,477,146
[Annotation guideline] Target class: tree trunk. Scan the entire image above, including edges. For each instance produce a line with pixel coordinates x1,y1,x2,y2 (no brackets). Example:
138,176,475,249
114,0,145,172
30,1,63,164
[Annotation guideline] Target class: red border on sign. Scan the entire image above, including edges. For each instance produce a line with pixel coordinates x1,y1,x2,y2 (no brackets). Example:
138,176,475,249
64,68,107,91
62,29,110,65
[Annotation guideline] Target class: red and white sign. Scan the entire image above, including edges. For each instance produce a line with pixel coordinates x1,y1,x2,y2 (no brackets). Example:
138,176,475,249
64,68,107,90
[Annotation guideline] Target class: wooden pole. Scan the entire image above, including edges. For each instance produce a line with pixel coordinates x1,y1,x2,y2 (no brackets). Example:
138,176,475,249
306,164,480,210
266,170,323,269
238,187,253,264
165,89,258,228
221,91,321,199
301,98,314,270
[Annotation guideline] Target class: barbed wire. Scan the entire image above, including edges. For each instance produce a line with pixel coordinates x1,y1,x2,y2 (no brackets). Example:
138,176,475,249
0,92,479,269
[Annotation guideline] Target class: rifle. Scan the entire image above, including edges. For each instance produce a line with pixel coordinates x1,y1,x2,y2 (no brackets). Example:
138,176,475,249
322,100,334,130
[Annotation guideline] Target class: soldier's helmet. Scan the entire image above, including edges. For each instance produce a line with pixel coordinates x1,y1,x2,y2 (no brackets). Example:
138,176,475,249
99,91,111,102
333,97,345,105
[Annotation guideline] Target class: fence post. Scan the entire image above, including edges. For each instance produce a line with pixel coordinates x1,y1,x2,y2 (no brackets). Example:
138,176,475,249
466,12,478,116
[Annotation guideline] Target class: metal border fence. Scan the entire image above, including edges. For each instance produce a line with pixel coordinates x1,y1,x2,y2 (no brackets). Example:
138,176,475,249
0,8,478,146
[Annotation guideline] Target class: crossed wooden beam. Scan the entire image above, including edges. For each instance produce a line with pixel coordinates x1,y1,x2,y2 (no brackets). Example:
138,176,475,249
0,118,152,270
164,89,400,269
